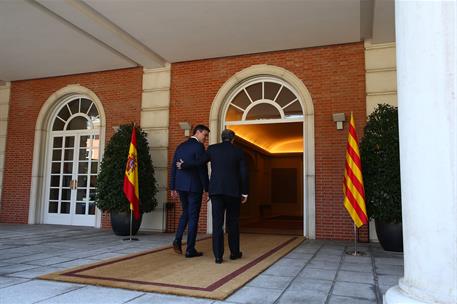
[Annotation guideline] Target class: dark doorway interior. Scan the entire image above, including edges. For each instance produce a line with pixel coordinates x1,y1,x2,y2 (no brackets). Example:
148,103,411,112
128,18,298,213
229,123,303,235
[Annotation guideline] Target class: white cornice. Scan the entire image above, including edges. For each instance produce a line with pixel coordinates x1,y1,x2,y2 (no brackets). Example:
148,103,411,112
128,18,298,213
366,67,397,73
365,39,396,50
143,66,171,74
143,88,170,93
0,82,11,89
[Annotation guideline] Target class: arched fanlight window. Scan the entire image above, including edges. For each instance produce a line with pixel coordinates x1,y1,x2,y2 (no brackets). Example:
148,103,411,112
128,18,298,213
52,98,100,131
225,78,303,122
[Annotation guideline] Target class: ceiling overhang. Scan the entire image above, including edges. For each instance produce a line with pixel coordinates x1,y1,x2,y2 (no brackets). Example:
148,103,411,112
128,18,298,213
0,0,395,82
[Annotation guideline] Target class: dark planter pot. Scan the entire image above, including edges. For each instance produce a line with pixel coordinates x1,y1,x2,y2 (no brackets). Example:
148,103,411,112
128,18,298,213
375,220,403,252
110,211,142,236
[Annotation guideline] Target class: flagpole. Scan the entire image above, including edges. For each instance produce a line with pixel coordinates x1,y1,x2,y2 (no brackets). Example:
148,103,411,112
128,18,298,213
346,223,365,256
123,209,139,241
123,125,139,241
351,111,357,255
129,210,133,240
354,223,358,255
343,112,367,257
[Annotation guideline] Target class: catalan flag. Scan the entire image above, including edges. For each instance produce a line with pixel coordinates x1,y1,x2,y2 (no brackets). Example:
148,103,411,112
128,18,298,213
343,113,368,228
123,127,140,220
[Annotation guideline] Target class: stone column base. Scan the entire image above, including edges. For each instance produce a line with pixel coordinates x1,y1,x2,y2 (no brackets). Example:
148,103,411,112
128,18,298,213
384,286,428,304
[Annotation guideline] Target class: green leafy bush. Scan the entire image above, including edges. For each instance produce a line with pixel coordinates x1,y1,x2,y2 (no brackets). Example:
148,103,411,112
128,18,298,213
360,104,401,223
95,123,157,213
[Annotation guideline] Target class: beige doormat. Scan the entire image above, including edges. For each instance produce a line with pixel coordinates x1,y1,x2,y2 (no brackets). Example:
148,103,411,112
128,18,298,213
40,234,304,300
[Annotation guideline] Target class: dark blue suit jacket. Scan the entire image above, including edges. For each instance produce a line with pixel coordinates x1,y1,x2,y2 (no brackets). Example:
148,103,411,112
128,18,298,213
183,141,249,198
170,138,208,193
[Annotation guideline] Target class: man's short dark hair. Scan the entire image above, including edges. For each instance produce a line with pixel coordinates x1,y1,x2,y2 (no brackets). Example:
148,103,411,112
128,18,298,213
221,129,235,142
192,124,210,135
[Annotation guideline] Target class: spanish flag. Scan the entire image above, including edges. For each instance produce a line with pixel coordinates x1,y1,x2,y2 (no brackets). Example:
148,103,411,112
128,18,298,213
123,128,140,220
343,113,368,228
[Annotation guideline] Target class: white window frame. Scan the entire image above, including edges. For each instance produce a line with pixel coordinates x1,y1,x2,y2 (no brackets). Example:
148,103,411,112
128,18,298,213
223,76,304,126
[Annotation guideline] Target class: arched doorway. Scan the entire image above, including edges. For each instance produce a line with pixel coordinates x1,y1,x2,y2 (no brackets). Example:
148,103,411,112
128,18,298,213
42,96,101,226
209,65,315,238
223,77,304,235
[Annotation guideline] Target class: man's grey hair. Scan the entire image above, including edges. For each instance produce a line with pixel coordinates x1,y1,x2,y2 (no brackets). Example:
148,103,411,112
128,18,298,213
221,129,235,142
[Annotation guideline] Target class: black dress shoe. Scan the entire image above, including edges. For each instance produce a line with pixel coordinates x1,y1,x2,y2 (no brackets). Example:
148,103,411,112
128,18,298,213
230,252,242,260
173,240,182,254
215,257,223,264
185,250,203,258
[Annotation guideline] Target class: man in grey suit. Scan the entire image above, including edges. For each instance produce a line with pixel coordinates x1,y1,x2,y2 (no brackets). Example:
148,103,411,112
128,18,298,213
178,129,249,264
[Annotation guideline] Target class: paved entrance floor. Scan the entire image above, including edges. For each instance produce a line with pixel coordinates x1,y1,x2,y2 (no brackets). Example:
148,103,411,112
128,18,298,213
0,224,403,304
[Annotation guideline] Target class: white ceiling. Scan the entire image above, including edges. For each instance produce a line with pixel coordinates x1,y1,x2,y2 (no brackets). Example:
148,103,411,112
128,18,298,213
0,0,395,81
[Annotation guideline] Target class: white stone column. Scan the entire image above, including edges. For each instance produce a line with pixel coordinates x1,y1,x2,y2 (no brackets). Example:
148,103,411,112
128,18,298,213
0,82,10,204
385,1,456,304
140,65,171,232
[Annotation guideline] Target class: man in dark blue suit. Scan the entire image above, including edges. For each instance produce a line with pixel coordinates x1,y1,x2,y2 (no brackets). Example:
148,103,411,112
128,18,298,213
178,129,249,264
170,124,210,258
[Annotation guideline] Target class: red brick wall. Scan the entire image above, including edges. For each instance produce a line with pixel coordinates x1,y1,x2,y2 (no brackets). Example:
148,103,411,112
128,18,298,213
0,67,143,227
168,43,368,240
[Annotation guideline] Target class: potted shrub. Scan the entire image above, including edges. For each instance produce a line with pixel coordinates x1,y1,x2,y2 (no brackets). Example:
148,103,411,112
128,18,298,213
95,123,158,236
360,104,402,252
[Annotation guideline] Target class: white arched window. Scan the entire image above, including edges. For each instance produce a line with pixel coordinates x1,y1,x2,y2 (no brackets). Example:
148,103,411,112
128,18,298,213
224,77,304,124
45,96,101,226
52,97,100,131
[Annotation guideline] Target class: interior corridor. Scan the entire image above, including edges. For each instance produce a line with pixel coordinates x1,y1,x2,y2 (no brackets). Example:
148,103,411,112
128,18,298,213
229,123,304,236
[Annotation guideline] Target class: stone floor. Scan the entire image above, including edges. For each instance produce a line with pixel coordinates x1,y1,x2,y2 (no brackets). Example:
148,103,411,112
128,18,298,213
0,224,403,304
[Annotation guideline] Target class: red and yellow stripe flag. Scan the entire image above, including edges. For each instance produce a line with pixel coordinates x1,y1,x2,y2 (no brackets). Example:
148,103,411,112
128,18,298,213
123,128,140,220
343,113,368,228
